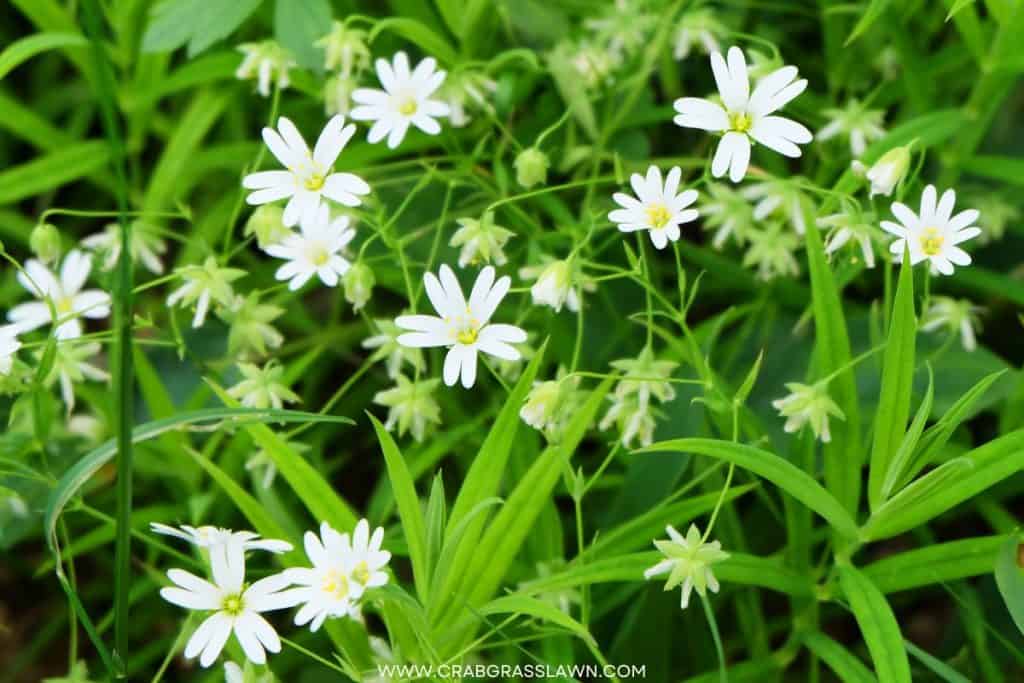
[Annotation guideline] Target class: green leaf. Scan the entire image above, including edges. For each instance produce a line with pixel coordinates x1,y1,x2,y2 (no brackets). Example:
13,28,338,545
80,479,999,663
881,366,933,500
961,154,1024,186
424,474,446,583
801,631,877,683
141,0,263,57
863,535,1003,593
369,413,430,604
904,640,970,683
863,429,1024,540
995,533,1024,637
846,0,893,45
637,439,860,541
946,0,978,19
861,110,966,164
479,595,595,647
868,256,916,511
0,141,111,205
547,46,600,140
0,32,86,80
838,565,911,683
274,0,332,71
369,18,458,66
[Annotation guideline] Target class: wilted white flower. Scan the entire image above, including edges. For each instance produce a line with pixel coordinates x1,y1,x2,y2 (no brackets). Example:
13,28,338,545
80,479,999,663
0,328,21,375
742,178,812,235
600,348,678,448
166,256,245,329
82,221,167,275
673,47,811,182
852,145,911,198
362,319,424,380
820,212,878,268
817,100,886,158
439,69,496,127
8,250,110,340
43,341,109,413
881,185,981,276
351,52,450,149
264,205,355,291
520,369,584,442
227,362,300,410
245,438,308,491
644,524,729,610
742,225,801,280
324,73,359,117
584,0,656,59
969,192,1018,244
243,116,370,228
609,166,700,250
150,523,293,554
373,375,441,442
221,294,284,360
699,183,755,248
160,543,298,667
772,381,844,442
450,211,514,267
522,259,574,313
236,41,295,97
317,22,370,76
564,41,621,90
673,9,727,60
922,297,983,352
395,265,527,389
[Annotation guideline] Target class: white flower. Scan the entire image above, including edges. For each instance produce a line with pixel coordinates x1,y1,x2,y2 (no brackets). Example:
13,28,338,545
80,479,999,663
395,265,527,388
698,183,755,248
741,178,812,235
372,375,441,442
160,543,299,667
264,205,354,290
520,369,584,442
349,519,391,591
881,185,981,276
224,662,244,683
817,100,886,157
672,9,726,61
439,70,496,128
600,348,678,448
243,116,370,228
82,221,167,275
853,145,911,198
166,257,246,329
45,341,109,413
772,381,844,442
236,41,295,97
609,166,699,249
644,524,729,610
526,260,573,312
227,362,300,410
820,212,877,268
150,523,293,554
742,225,801,280
673,46,811,182
922,297,983,352
0,327,21,375
450,211,514,267
351,52,450,149
7,250,110,340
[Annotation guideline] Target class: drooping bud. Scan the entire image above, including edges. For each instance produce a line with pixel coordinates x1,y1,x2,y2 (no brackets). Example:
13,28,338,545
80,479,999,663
514,148,550,189
30,223,61,264
343,261,375,312
854,145,911,198
245,205,291,249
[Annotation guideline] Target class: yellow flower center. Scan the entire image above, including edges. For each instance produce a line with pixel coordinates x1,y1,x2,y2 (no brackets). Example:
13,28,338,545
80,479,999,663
221,593,245,616
307,244,330,266
457,327,479,345
55,297,74,314
304,173,326,191
353,561,371,586
919,227,944,256
321,568,350,599
728,111,752,133
645,204,671,229
398,97,418,116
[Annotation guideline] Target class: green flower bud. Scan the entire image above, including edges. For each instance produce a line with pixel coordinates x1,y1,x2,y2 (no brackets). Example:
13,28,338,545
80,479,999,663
244,205,291,249
343,261,375,311
514,147,550,189
858,145,911,198
30,223,61,264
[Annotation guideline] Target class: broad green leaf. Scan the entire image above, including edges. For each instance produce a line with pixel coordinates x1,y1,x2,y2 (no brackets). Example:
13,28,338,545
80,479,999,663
274,0,332,71
846,0,892,45
0,32,86,80
995,534,1024,637
141,0,262,57
962,154,1024,186
881,367,933,501
947,0,978,19
0,141,111,206
866,458,973,540
802,631,876,683
861,110,966,164
868,257,916,511
863,535,1002,593
369,18,459,65
479,595,595,647
863,428,1024,539
370,414,430,604
637,439,859,541
127,51,240,108
805,214,861,514
838,565,911,683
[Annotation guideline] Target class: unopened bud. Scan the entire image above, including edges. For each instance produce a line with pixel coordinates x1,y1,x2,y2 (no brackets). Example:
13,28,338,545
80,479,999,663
514,148,549,189
343,261,375,311
30,223,61,264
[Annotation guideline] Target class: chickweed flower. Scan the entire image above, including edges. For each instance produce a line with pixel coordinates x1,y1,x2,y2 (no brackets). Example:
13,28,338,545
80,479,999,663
243,115,370,228
373,374,441,442
772,381,844,442
244,205,291,250
742,177,811,235
236,41,295,98
564,41,621,90
450,211,514,267
349,519,391,591
0,328,20,375
45,341,109,413
881,185,981,275
8,250,110,340
363,319,425,380
264,205,355,290
29,223,61,264
160,543,298,667
316,22,370,77
514,148,550,189
221,294,285,360
852,145,911,198
673,46,811,182
330,265,370,316
520,368,584,442
227,362,300,410
644,524,729,610
351,52,450,149
699,183,756,248
816,99,886,158
166,256,245,329
742,224,801,280
395,265,527,389
150,523,293,554
820,211,878,268
600,348,678,448
922,296,983,352
672,9,726,61
609,166,699,250
523,258,576,313
439,69,497,128
82,220,167,275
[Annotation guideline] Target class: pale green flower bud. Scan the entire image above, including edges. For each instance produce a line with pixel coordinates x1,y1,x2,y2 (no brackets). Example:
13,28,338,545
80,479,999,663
244,205,291,249
343,261,375,311
30,223,61,264
856,145,911,198
514,148,550,189
528,259,573,312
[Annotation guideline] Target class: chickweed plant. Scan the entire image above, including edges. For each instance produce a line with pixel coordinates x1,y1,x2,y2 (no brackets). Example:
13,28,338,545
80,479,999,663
1,0,1024,681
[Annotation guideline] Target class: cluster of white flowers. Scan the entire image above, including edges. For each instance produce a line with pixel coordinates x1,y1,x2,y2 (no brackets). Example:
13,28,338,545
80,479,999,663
154,519,390,668
600,348,679,448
